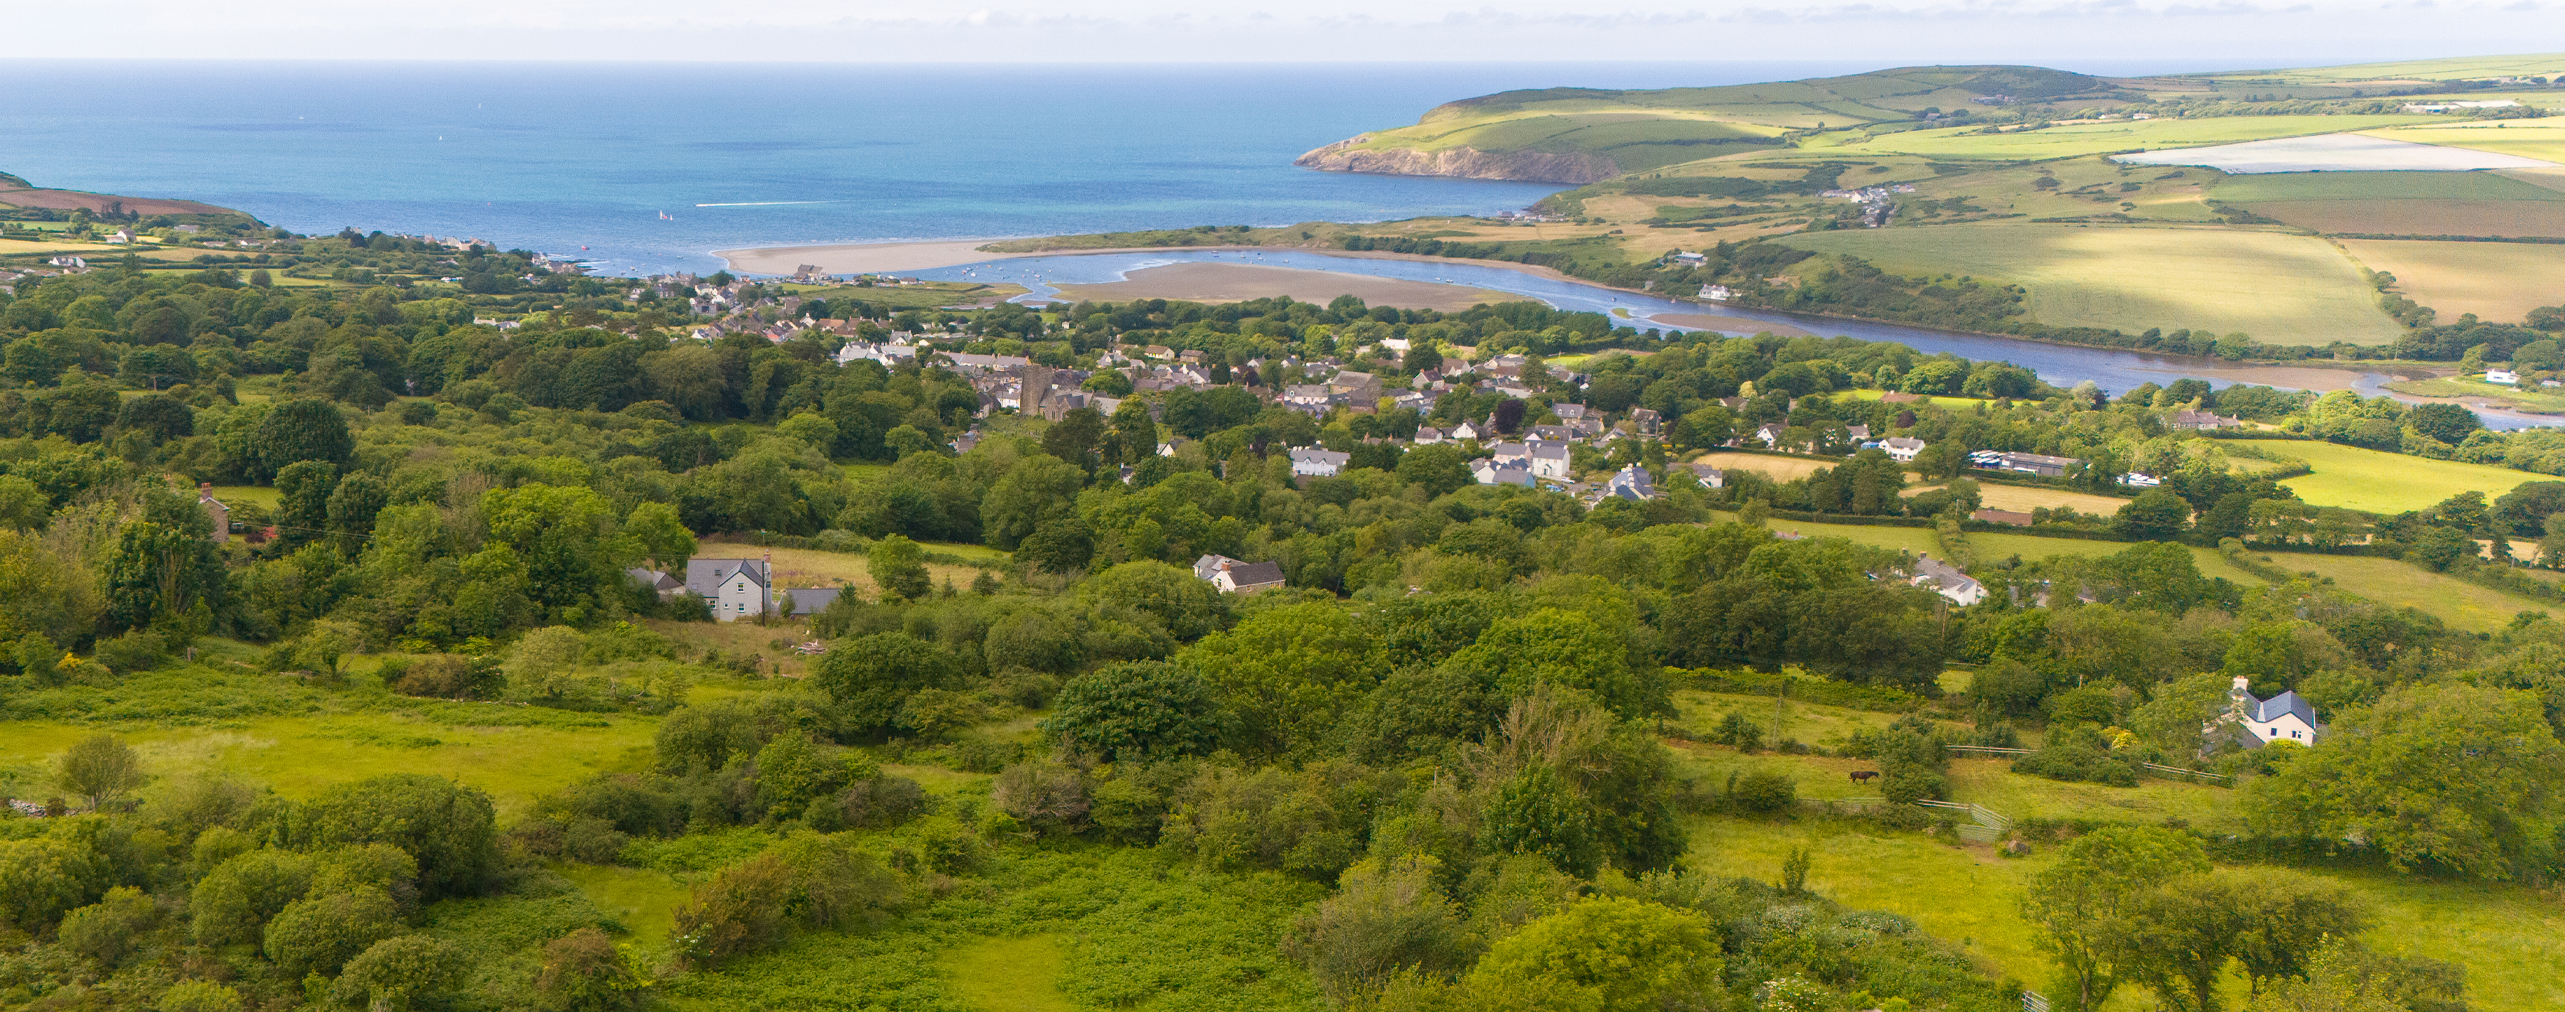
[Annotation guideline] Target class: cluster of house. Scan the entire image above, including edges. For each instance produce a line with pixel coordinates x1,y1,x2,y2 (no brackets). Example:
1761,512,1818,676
624,553,845,622
1815,185,1916,228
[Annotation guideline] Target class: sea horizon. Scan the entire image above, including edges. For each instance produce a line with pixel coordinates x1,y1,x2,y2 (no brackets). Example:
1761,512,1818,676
4,58,2338,276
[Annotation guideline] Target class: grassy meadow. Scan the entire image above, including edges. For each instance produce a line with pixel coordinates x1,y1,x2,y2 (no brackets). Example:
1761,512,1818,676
1774,222,2401,346
2246,551,2553,632
2364,119,2565,165
2222,438,2535,513
1835,115,2435,161
2339,238,2565,323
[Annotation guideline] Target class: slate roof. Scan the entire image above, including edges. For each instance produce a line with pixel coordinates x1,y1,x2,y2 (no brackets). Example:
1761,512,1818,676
1223,560,1287,591
2253,690,2317,728
685,558,770,596
781,587,841,615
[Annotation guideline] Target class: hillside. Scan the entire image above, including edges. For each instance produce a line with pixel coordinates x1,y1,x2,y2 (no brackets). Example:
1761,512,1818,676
1299,54,2565,184
1295,65,2117,183
0,170,253,219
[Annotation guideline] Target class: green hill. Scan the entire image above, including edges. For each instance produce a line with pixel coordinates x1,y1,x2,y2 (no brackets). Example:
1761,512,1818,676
1299,54,2565,184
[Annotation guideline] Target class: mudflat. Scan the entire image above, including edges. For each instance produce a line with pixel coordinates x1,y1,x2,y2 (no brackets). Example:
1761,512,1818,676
1651,313,1814,337
1050,262,1524,311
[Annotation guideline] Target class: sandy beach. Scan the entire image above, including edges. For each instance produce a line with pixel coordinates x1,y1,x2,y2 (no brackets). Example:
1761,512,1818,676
1049,262,1525,312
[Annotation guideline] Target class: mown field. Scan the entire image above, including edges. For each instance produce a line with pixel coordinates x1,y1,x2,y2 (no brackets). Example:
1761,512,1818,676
2364,119,2565,166
1774,222,2401,345
2221,438,2536,513
2212,168,2565,237
1690,450,1840,483
2338,238,2565,323
1829,115,2435,162
1905,482,2132,516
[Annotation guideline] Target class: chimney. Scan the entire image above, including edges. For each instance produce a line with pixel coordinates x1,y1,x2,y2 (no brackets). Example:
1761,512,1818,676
198,482,213,501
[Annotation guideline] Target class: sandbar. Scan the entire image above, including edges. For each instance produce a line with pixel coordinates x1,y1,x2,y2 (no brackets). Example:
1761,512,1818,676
1050,262,1526,311
1649,313,1814,337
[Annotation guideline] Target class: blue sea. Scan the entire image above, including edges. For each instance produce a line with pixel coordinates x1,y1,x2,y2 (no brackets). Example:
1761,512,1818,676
3,59,2247,277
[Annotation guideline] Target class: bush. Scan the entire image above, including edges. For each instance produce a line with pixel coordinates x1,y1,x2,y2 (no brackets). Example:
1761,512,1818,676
1728,770,1797,814
156,981,247,1012
191,849,314,945
670,852,792,968
827,775,928,830
1041,660,1229,762
1282,856,1471,1002
537,927,648,1012
263,886,403,977
93,630,170,674
331,934,465,1010
293,774,496,899
1879,766,1946,804
58,886,158,966
991,761,1091,835
389,654,505,699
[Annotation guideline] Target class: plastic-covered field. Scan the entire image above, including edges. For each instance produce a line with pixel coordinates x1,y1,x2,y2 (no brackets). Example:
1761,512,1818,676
2113,132,2556,173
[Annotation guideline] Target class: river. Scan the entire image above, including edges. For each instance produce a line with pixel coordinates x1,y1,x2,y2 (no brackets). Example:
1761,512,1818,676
913,248,2558,431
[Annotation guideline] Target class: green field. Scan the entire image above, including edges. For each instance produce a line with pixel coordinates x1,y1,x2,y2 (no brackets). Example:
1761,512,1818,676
1833,115,2435,161
1967,532,2267,586
1679,810,2565,1012
2250,551,2553,631
2222,438,2536,513
1775,222,2401,345
2211,170,2565,203
2364,120,2565,166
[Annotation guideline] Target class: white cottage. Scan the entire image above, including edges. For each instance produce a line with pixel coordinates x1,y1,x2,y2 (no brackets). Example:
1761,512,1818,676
2222,676,2323,747
686,554,774,621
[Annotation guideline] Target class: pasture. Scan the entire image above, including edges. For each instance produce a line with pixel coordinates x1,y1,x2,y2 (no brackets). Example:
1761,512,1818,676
2113,132,2553,173
1906,482,2132,515
2338,239,2565,324
2364,119,2565,167
2213,168,2565,237
1676,809,2565,1012
1964,531,2265,586
2247,551,2552,632
1690,450,1841,483
1774,222,2402,346
1847,114,2434,162
2221,438,2535,513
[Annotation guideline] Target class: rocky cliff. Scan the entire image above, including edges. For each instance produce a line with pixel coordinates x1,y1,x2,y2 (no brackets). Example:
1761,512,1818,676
1292,139,1620,185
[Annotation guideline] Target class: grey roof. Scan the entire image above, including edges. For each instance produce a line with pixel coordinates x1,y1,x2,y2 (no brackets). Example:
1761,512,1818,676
1290,447,1351,466
1528,441,1571,461
626,568,681,591
1224,560,1287,589
685,558,770,596
2254,690,2317,728
1604,465,1656,500
1474,462,1535,487
781,587,841,615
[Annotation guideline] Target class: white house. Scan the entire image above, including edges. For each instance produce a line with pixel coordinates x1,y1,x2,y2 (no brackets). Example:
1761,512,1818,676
1192,554,1285,593
2486,370,2520,385
1910,554,1986,606
1526,440,1572,479
1686,463,1726,488
2220,676,2323,747
1413,426,1447,445
1451,419,1481,441
1289,446,1351,477
1754,422,1788,449
1881,436,1926,462
686,555,774,621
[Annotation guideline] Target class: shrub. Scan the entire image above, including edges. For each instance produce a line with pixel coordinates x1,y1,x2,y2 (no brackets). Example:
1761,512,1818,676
93,630,170,673
1879,766,1946,804
331,934,465,1011
293,774,496,898
670,852,792,968
536,928,648,1012
389,654,505,699
58,886,158,966
893,687,990,741
1041,660,1229,762
156,981,246,1012
192,849,315,944
991,761,1091,835
1464,897,1722,1010
263,886,402,977
828,775,928,830
1728,770,1797,814
1282,856,1471,1002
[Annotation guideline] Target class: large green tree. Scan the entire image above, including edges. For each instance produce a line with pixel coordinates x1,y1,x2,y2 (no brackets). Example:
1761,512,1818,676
2021,825,2211,1012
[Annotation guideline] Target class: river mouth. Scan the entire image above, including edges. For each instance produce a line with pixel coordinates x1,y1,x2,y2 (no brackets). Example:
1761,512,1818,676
913,248,2558,431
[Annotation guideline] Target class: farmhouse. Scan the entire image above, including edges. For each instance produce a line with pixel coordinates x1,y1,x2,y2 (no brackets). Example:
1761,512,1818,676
1289,447,1351,477
1192,554,1286,594
686,554,774,621
1881,436,1926,462
1910,553,1986,606
2214,675,2325,747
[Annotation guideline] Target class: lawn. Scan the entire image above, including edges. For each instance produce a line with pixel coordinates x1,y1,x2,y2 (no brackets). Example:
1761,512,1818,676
2338,239,2565,324
1736,515,1940,555
2248,551,2552,632
1775,222,2401,346
207,484,281,508
1670,688,1935,753
2220,438,2535,513
697,545,997,602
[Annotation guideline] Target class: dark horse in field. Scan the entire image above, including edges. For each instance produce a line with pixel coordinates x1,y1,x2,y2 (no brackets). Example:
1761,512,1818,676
1849,771,1880,785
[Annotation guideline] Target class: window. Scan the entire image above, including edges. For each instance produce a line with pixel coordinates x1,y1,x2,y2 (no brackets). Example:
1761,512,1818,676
2269,728,2278,736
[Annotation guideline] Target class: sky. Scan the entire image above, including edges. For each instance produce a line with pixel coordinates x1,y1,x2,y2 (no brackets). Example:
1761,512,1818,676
13,1,2563,68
